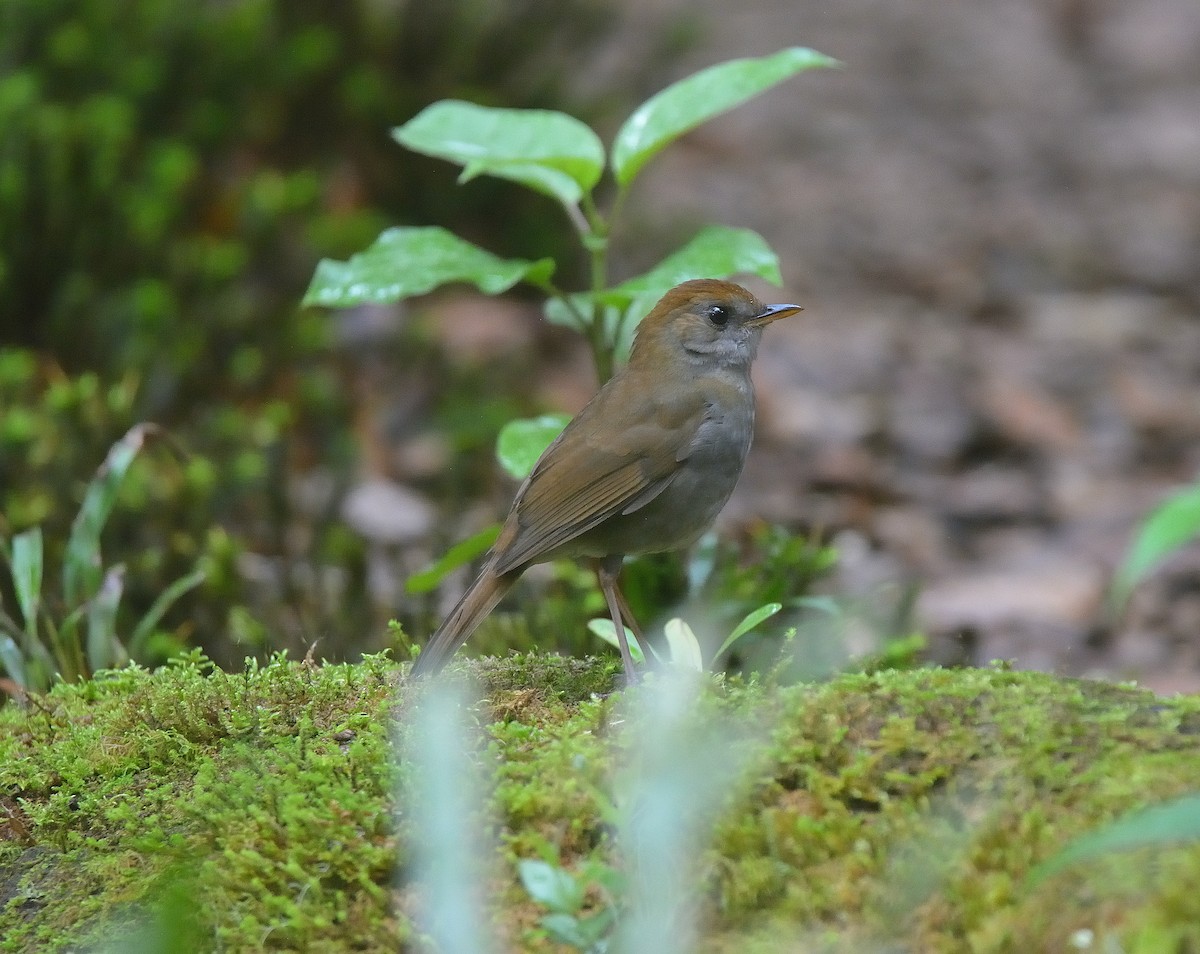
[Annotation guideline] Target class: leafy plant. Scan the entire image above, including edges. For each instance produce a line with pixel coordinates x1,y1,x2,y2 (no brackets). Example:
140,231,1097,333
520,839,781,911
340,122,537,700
0,425,205,692
1112,479,1200,607
306,47,837,384
588,602,783,672
519,857,620,953
307,49,838,617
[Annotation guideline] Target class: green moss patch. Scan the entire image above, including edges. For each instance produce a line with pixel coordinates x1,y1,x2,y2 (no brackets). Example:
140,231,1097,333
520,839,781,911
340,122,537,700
2,654,1198,952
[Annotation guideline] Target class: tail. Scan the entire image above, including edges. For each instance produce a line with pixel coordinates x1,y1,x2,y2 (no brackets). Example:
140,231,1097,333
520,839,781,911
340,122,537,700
409,565,519,677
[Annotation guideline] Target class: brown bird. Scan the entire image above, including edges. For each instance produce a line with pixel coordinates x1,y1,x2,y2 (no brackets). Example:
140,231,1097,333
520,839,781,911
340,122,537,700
410,278,802,680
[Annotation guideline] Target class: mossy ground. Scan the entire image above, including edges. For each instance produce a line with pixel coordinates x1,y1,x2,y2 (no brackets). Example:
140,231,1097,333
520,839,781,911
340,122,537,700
1,652,1199,952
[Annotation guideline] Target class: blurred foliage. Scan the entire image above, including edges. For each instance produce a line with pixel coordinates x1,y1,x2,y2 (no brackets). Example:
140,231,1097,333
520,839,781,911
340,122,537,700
0,0,630,386
1112,479,1200,609
0,0,660,670
447,524,852,674
0,425,207,692
0,351,293,675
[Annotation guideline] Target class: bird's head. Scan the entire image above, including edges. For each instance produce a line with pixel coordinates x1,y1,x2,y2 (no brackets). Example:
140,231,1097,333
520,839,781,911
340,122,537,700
628,278,803,371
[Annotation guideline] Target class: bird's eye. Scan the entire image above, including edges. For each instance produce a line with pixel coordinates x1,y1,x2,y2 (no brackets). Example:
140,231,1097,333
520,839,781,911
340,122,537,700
706,304,731,327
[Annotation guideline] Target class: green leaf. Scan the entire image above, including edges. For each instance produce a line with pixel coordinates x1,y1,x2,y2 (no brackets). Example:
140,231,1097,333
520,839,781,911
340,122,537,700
459,161,584,208
303,227,555,308
1113,482,1200,605
587,618,647,664
64,424,161,609
127,568,207,659
86,564,127,673
10,527,42,634
611,47,839,186
495,414,571,481
540,913,594,950
0,633,27,688
663,618,704,671
405,524,502,595
715,602,783,661
395,100,605,206
1030,794,1200,884
608,226,783,304
517,859,583,913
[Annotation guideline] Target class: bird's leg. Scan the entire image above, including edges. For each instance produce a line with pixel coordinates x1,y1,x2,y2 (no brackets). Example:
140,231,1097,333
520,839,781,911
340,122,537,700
614,585,652,652
596,555,639,682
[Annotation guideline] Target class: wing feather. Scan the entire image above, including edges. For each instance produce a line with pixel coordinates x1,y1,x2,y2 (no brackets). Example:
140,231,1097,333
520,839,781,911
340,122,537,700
492,383,705,573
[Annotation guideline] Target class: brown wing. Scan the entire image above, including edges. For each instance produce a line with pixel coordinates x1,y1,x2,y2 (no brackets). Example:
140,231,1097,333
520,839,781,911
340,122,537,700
492,381,705,574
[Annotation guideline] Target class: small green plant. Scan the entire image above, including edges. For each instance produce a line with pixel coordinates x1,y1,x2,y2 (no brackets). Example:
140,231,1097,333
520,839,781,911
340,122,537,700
304,47,837,383
1112,478,1200,607
304,48,839,607
588,602,783,672
518,856,621,953
0,425,205,692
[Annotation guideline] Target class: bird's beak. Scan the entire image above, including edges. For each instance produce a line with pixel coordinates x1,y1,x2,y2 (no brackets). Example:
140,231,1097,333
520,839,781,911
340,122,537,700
747,302,803,327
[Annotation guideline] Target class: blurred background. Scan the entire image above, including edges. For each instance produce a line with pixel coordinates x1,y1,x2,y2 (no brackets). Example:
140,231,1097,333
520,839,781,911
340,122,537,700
2,0,1198,690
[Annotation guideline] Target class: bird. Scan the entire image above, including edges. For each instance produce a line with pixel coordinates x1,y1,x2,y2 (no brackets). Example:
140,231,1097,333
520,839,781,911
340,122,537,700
409,278,803,680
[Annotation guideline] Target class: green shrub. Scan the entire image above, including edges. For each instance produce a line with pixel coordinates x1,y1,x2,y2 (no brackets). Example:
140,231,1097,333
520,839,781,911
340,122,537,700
0,0,646,665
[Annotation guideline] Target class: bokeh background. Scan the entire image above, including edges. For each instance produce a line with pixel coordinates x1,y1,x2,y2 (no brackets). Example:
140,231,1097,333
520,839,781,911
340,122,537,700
3,0,1198,689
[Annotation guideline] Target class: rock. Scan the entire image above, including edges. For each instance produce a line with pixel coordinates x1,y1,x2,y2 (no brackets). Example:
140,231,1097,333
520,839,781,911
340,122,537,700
939,466,1048,525
1021,292,1165,347
976,377,1083,452
918,558,1105,633
342,479,435,544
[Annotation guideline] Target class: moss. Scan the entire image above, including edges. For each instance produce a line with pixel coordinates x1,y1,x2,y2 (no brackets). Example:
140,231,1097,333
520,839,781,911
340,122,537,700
1,656,1199,951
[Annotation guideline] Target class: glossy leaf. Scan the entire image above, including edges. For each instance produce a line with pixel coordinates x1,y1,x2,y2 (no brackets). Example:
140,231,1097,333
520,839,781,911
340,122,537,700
303,227,555,308
608,226,783,304
496,414,571,481
611,47,839,186
395,100,604,206
1113,482,1200,605
1030,794,1200,884
405,524,502,595
461,161,582,208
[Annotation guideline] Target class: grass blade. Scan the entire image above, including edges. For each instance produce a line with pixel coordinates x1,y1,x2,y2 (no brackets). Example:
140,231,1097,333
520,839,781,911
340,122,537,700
64,424,162,608
86,565,127,673
0,633,27,689
714,602,782,661
405,524,501,595
10,527,43,638
1030,793,1200,884
127,568,206,658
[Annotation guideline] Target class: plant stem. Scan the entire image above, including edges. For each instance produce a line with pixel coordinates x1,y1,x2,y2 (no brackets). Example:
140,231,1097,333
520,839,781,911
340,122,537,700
581,195,612,383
